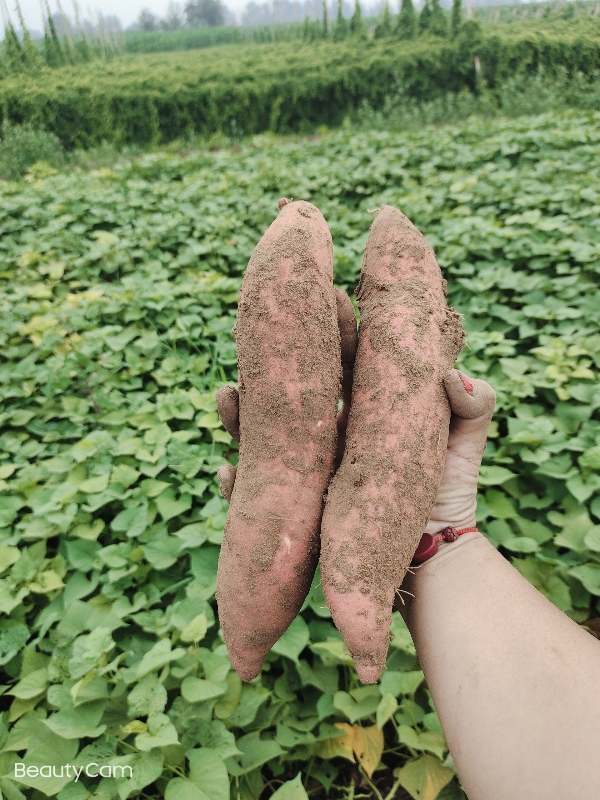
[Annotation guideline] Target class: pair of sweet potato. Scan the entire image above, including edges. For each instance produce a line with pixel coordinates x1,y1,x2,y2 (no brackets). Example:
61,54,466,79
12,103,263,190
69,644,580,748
215,200,464,684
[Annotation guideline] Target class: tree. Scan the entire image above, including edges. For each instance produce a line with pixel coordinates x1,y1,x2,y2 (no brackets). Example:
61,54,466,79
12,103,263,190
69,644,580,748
418,0,432,34
374,0,393,38
322,0,329,38
162,1,185,29
43,0,66,67
14,0,42,69
429,0,447,36
138,8,159,31
332,0,349,40
395,0,416,39
349,0,366,38
451,0,462,37
185,0,226,27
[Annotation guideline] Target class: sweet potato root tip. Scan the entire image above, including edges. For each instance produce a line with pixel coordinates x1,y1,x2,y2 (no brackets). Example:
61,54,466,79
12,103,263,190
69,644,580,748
217,464,236,503
278,197,292,210
216,386,240,443
320,204,465,682
217,200,341,680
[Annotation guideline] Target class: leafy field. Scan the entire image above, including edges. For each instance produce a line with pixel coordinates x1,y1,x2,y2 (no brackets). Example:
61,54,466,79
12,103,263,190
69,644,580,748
1,108,600,799
1,22,599,148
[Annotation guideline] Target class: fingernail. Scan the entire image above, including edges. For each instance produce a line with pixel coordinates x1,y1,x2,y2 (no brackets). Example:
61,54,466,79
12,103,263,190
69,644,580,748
459,372,474,395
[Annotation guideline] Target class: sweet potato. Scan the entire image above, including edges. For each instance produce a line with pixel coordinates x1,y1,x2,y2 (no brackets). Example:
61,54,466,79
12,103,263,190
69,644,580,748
216,199,341,681
319,205,465,684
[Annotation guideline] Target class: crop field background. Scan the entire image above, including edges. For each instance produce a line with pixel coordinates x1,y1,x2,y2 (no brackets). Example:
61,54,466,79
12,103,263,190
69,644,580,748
1,1,600,796
1,106,600,799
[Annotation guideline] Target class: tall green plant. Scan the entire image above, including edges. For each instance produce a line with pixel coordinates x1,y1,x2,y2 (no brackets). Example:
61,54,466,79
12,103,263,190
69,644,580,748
14,0,42,69
333,0,349,40
323,0,329,38
43,0,66,66
349,0,367,38
374,0,393,38
419,0,432,34
429,0,448,36
2,20,27,72
396,0,417,39
73,0,96,61
451,0,462,37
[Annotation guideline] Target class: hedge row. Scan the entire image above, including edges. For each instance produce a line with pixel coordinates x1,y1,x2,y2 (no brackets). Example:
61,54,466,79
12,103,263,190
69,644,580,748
0,26,599,148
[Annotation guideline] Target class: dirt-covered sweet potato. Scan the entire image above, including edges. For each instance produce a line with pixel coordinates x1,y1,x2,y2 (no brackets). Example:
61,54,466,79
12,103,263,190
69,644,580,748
216,199,341,681
319,204,465,684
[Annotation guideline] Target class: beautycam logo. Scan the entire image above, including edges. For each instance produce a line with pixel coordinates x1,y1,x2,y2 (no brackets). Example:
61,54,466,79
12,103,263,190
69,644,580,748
14,763,133,781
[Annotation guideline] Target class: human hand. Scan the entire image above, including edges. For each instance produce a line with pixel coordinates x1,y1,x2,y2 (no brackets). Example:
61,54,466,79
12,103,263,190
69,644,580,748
215,287,358,500
424,369,497,535
395,370,496,617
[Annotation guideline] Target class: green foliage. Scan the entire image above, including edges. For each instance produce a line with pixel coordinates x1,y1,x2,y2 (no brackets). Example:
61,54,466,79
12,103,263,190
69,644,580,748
0,107,599,798
333,0,350,41
374,1,393,39
419,0,434,35
0,120,65,180
323,0,330,38
396,0,417,40
451,0,463,38
349,0,367,39
1,29,600,149
429,0,449,38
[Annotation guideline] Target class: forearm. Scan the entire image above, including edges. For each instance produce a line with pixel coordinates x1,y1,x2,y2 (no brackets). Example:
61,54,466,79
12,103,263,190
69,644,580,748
404,532,600,800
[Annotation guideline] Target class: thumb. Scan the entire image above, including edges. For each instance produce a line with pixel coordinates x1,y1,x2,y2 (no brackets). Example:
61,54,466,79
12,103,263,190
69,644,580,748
443,369,496,462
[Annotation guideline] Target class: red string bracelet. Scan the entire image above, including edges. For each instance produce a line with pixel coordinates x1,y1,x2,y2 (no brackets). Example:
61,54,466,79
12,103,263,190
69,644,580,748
411,527,479,565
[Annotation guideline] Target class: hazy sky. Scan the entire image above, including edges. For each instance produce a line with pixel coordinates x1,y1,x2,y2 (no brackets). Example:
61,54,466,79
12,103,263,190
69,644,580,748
11,0,250,32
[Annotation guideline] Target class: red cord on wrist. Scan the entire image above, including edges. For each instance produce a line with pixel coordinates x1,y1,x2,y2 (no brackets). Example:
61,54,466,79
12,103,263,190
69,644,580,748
411,527,479,565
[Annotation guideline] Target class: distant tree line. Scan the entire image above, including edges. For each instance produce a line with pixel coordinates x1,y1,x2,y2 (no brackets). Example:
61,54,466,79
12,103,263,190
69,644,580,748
0,0,123,75
299,0,467,42
132,1,233,30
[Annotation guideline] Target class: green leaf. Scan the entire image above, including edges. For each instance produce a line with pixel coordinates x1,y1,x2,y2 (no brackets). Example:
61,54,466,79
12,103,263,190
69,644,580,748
478,466,516,486
165,778,206,800
214,671,242,720
380,670,424,698
180,613,208,644
127,674,168,717
11,730,78,794
79,473,109,493
333,690,380,723
156,489,192,521
225,732,285,776
187,749,229,800
376,693,398,729
135,712,179,750
44,702,107,739
270,773,309,800
0,545,21,574
395,754,454,800
583,526,600,553
568,564,600,595
122,639,186,684
181,676,227,703
398,725,447,760
501,536,539,553
8,668,48,700
272,616,310,664
143,533,181,569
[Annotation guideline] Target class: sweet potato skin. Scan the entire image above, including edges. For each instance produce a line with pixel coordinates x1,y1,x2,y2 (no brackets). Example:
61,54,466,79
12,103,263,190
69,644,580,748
216,200,341,681
320,205,465,683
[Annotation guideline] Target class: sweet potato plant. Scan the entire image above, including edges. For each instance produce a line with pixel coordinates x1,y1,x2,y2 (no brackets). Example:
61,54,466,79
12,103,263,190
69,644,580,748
0,109,599,799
